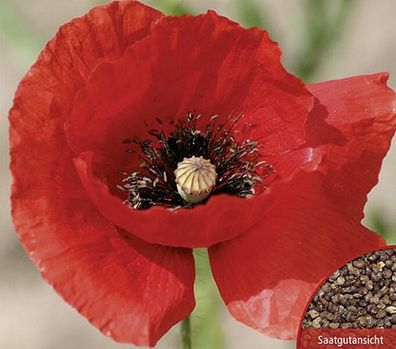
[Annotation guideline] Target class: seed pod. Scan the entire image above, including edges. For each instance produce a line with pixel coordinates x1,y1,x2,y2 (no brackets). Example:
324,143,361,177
174,156,217,203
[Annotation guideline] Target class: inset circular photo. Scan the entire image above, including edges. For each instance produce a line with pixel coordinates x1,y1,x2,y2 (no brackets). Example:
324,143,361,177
298,246,396,349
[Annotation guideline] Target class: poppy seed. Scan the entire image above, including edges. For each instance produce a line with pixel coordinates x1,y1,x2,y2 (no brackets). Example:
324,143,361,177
303,248,396,329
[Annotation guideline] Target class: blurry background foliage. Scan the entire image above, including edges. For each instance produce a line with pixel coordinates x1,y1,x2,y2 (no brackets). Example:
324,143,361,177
1,1,395,349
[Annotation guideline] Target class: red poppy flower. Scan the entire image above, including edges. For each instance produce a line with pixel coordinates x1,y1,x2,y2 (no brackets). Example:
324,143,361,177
9,0,396,347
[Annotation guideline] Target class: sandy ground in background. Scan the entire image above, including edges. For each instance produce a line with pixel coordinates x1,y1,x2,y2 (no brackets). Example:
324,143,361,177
1,1,395,348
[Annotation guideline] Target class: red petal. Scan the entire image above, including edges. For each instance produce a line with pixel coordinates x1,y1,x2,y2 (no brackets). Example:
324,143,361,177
10,139,195,346
11,136,195,343
306,73,396,219
10,2,195,346
14,192,195,346
45,1,163,85
66,12,312,158
10,0,163,225
272,73,396,218
209,172,384,340
64,10,313,247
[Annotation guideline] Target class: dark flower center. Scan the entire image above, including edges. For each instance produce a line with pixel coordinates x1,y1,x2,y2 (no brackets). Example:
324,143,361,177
118,113,273,209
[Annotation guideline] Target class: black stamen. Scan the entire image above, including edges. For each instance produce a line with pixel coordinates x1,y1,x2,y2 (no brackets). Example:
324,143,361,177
119,113,274,209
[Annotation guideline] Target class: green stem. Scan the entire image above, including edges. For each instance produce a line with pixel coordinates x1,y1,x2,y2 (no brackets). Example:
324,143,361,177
190,249,225,349
181,316,192,349
178,249,224,348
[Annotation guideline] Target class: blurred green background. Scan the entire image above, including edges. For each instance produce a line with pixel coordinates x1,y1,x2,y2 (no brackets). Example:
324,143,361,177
1,1,395,349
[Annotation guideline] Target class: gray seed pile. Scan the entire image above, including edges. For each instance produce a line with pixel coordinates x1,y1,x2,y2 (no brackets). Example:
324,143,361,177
303,248,396,329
